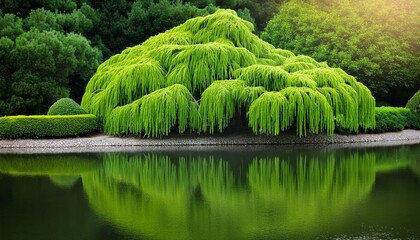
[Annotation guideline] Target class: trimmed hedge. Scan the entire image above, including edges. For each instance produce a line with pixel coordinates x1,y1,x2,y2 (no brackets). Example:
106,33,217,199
0,114,98,139
48,98,87,115
370,107,420,133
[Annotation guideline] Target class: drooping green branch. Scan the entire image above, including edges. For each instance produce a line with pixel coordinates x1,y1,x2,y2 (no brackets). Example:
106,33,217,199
105,84,200,137
234,65,291,91
271,48,296,58
318,84,359,132
248,87,334,136
199,80,246,133
248,92,290,135
280,87,334,136
281,62,318,73
296,68,344,87
166,42,256,95
283,55,328,67
82,58,165,123
177,9,273,58
288,73,317,89
239,86,266,109
352,82,376,130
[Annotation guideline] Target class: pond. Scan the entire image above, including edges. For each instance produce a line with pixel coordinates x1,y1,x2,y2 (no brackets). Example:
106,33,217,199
0,144,419,240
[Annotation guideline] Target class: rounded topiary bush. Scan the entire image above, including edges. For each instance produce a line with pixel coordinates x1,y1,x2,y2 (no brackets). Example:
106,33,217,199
406,90,420,116
48,98,87,115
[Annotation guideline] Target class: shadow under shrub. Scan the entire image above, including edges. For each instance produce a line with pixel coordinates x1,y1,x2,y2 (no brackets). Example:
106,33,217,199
0,114,98,139
369,107,420,133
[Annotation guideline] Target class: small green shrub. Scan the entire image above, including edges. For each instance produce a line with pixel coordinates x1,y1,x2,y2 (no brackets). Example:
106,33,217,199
406,90,420,116
47,98,87,115
0,114,97,139
370,107,419,133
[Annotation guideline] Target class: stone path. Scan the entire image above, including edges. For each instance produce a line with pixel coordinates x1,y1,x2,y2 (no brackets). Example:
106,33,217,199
1,130,419,153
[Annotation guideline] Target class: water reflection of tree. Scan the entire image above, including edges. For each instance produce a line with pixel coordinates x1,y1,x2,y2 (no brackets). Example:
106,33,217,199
81,151,377,240
82,154,243,240
247,153,375,237
1,145,419,239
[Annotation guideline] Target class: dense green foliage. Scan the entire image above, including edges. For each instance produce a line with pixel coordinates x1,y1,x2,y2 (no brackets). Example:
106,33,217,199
82,10,375,137
0,114,97,138
105,84,201,137
199,80,246,133
2,0,418,117
248,88,335,136
2,147,419,239
406,90,420,117
47,98,87,115
81,150,376,239
83,0,285,56
262,0,420,106
371,107,420,133
88,0,212,57
0,7,102,116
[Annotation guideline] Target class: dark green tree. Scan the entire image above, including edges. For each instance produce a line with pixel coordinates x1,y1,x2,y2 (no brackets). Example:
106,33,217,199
82,0,211,57
23,7,93,34
262,0,420,106
212,0,283,31
0,10,101,116
0,0,77,17
124,0,211,52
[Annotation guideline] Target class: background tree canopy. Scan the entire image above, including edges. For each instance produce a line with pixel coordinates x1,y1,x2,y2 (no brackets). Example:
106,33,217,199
1,0,419,116
262,0,420,106
0,7,101,115
2,0,283,116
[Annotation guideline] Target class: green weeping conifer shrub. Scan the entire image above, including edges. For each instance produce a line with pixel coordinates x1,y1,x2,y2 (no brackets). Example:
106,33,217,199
81,9,376,137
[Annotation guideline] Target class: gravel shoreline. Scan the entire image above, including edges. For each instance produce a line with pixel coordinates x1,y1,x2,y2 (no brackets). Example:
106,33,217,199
0,129,419,153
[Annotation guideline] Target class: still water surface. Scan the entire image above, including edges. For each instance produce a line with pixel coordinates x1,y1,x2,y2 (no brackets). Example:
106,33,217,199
0,144,419,240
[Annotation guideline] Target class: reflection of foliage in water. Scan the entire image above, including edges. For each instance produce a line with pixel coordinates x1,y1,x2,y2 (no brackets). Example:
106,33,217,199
374,145,420,176
82,154,243,240
82,151,377,239
247,152,375,236
1,145,418,239
48,175,81,188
